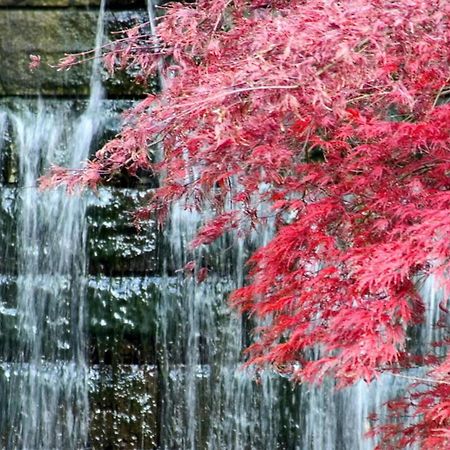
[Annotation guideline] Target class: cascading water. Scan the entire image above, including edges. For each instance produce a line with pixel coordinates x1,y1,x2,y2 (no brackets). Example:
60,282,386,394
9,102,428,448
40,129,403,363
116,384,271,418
141,2,443,449
154,205,437,450
0,1,106,448
296,272,447,450
146,0,165,91
143,4,283,446
0,1,446,448
155,205,281,450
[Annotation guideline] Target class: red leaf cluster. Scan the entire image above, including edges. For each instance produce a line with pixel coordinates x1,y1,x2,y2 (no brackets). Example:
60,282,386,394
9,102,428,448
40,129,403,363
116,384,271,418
43,0,450,446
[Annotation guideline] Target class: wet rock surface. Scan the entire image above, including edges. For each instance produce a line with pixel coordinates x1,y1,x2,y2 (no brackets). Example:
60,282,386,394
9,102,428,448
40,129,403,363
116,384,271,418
89,365,158,450
87,189,158,276
88,276,160,365
0,7,160,437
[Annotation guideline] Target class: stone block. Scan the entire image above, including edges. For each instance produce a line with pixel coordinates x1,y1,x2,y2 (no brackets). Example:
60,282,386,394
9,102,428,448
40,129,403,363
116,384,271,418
87,188,159,275
0,1,70,5
88,276,161,365
0,1,147,9
73,0,146,6
0,9,97,96
89,364,158,450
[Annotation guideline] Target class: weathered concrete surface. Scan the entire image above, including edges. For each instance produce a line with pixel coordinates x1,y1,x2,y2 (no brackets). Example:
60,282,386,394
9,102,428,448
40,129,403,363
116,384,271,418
0,9,153,96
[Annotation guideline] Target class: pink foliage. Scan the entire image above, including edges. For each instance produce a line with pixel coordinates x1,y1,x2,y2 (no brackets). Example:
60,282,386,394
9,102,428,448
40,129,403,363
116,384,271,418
43,1,450,445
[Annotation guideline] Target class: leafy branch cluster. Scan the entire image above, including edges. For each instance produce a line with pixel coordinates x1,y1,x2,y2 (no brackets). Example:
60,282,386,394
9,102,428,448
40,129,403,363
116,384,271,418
43,1,450,447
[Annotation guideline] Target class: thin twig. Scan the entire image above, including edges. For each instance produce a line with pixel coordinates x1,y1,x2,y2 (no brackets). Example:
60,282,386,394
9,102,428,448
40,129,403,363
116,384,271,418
389,372,450,386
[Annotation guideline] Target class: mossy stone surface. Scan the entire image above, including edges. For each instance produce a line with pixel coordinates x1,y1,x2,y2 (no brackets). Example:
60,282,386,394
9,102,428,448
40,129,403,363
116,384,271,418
0,9,152,97
0,1,70,5
0,1,146,7
0,10,97,96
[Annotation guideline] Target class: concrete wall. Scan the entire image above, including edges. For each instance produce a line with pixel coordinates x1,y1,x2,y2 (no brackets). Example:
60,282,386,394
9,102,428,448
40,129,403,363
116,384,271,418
0,2,160,448
0,1,153,96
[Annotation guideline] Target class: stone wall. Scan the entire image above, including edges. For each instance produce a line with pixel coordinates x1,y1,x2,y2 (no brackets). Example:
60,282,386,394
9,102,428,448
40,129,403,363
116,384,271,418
0,1,153,96
0,2,161,448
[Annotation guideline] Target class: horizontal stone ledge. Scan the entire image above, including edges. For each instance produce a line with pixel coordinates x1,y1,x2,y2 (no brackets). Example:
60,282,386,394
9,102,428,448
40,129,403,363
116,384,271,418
0,9,149,54
0,0,70,5
0,184,161,276
0,91,148,100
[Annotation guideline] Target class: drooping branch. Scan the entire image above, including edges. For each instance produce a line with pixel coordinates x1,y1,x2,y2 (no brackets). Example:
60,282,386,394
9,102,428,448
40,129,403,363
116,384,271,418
41,1,450,447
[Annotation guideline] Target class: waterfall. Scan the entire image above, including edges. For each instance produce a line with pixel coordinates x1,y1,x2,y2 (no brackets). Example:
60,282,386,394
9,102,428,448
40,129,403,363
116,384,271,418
146,0,165,90
140,3,439,448
0,1,445,448
144,0,284,441
0,1,106,448
155,205,282,450
153,207,438,449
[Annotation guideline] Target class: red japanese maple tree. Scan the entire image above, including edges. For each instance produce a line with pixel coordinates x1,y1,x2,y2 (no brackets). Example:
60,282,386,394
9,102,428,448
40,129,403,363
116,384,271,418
45,0,450,447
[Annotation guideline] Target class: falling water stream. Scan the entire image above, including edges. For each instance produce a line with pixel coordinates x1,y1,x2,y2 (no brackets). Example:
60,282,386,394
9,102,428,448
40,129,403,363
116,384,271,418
154,203,432,449
0,1,446,449
0,1,106,448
